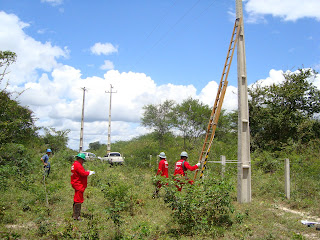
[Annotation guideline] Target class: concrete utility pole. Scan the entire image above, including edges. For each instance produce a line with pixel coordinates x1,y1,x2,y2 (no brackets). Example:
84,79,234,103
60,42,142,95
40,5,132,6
79,87,86,152
236,0,251,203
106,84,117,154
285,158,290,199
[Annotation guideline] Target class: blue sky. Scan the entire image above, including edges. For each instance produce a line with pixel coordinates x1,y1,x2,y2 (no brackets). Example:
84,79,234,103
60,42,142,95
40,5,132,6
0,0,320,151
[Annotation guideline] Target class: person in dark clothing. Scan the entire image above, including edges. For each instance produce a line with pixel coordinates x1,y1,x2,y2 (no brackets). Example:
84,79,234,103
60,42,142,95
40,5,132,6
41,148,52,177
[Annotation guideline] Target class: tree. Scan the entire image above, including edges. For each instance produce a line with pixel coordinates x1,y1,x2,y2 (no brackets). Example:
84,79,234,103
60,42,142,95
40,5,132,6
0,91,37,145
0,51,38,146
141,100,176,148
249,68,320,150
173,97,211,149
42,127,70,153
89,141,102,151
0,51,17,89
214,109,238,143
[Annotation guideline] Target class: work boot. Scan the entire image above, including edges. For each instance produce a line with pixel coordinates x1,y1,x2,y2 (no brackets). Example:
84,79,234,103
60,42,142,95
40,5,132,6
72,203,76,219
73,203,82,221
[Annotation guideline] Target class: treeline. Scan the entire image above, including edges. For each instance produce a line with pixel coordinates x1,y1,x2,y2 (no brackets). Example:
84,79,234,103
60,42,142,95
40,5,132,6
139,68,320,152
0,51,73,185
86,68,320,175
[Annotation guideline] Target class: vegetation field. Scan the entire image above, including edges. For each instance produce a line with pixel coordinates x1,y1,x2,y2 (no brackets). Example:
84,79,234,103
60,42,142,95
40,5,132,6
1,137,320,239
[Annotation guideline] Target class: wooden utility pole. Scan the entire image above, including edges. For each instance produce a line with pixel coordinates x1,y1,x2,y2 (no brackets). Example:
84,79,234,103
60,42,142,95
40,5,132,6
106,84,117,154
79,87,86,152
236,0,251,203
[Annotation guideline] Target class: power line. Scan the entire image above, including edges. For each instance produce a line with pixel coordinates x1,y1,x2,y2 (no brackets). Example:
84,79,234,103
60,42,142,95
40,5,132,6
193,0,217,21
132,0,203,68
144,0,179,42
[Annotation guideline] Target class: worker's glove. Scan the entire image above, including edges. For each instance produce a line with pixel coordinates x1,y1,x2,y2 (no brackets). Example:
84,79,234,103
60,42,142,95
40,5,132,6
196,163,201,167
89,171,95,176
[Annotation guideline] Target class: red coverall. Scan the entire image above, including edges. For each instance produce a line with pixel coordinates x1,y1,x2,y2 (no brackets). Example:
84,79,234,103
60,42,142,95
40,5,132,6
174,159,198,191
157,159,169,178
156,159,168,189
71,160,90,203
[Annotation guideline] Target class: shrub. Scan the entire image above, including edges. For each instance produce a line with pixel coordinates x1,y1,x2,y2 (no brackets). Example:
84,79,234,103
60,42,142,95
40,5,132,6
100,172,138,238
163,176,234,235
0,143,36,173
0,143,38,191
252,150,281,173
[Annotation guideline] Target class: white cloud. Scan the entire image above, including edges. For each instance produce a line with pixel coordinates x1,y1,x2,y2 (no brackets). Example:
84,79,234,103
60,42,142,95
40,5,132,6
313,72,320,89
0,11,68,86
199,81,218,106
90,42,118,55
250,69,285,88
245,0,320,22
41,0,63,6
314,63,320,72
249,69,320,98
199,80,238,113
100,60,114,70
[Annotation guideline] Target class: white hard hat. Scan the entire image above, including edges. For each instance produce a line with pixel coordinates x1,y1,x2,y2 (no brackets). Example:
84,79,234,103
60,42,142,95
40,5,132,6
159,152,166,158
180,151,188,158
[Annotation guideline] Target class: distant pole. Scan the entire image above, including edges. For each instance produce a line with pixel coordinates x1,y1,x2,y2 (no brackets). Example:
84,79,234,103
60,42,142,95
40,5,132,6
106,84,117,154
149,155,152,168
236,0,251,203
221,155,226,178
285,158,290,199
79,87,86,152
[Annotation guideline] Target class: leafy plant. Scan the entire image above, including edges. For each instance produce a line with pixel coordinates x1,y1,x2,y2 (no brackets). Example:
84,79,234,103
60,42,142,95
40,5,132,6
163,176,235,235
249,68,320,151
101,173,137,238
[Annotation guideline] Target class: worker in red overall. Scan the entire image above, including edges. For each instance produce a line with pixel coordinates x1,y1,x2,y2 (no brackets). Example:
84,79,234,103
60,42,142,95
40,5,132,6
71,153,95,220
157,152,169,178
174,151,200,191
153,152,169,198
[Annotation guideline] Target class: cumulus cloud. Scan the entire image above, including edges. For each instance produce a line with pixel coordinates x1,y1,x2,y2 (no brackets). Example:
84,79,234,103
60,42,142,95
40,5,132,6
313,72,320,89
314,63,320,72
0,11,68,86
249,69,320,96
100,60,114,70
90,42,118,55
244,0,320,22
250,69,285,88
199,80,238,113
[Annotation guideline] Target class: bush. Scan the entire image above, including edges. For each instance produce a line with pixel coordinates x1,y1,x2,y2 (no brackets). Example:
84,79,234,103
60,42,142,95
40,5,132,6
0,143,38,191
50,148,76,169
252,150,281,173
0,143,36,173
163,176,234,235
99,172,138,238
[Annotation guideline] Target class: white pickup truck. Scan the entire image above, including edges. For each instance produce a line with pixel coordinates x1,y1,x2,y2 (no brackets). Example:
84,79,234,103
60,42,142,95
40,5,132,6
102,152,125,165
